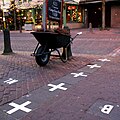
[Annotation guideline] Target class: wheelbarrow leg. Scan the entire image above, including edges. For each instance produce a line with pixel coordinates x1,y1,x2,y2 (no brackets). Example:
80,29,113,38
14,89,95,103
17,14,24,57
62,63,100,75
31,43,39,56
62,44,72,60
55,48,67,63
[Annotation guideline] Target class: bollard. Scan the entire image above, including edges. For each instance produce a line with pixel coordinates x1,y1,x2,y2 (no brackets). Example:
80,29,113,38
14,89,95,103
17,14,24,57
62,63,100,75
2,29,13,55
19,22,22,33
62,26,72,60
89,23,93,33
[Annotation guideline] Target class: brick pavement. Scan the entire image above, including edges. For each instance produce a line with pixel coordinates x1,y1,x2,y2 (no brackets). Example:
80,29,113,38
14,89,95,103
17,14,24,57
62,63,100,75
13,56,120,120
0,28,120,119
0,29,98,105
0,52,93,105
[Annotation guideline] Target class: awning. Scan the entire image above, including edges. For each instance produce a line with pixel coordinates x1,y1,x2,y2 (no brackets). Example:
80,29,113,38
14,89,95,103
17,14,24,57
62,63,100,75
65,0,80,4
16,0,43,9
79,0,120,4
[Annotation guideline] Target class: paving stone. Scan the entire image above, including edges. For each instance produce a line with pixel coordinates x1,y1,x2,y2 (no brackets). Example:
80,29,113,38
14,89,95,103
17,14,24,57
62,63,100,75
4,87,10,95
0,110,16,120
0,92,3,101
0,29,120,119
77,62,104,74
53,72,88,85
82,112,108,120
0,85,5,92
87,99,120,120
0,97,38,120
22,87,59,105
43,80,71,92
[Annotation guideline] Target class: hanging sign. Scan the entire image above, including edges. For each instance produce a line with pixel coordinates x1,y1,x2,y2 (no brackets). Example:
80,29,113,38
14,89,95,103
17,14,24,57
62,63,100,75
47,0,63,21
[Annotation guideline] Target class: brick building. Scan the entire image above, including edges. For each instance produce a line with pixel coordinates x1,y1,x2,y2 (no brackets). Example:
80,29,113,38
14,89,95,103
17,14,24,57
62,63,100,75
111,2,120,27
79,0,120,28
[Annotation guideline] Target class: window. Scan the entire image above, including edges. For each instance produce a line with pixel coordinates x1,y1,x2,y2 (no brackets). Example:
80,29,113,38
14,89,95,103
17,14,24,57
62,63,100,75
66,5,82,23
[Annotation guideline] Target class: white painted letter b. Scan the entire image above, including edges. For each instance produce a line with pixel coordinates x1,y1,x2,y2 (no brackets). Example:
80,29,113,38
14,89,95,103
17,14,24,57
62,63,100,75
101,105,114,114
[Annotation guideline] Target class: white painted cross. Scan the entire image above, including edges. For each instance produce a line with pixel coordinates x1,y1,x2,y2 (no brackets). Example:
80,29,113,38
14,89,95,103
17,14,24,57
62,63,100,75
7,101,32,114
4,78,18,85
87,64,101,69
98,58,111,62
48,83,67,92
71,72,87,78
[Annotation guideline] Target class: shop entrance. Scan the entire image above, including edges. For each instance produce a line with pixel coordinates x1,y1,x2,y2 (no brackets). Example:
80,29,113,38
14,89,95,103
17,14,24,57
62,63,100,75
87,3,102,28
87,3,111,28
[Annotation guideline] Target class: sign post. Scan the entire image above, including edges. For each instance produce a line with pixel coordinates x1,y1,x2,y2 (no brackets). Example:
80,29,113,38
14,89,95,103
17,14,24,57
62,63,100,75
42,0,47,31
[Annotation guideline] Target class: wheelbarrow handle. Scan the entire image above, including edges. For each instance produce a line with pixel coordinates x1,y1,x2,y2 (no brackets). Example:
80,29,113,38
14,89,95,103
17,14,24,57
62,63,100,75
71,32,82,42
77,32,82,35
66,32,82,48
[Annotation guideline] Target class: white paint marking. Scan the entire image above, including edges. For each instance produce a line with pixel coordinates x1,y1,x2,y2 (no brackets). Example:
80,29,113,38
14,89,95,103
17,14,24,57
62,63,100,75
71,72,87,78
48,83,67,92
4,78,18,84
87,64,101,69
7,101,32,114
101,105,114,114
98,58,111,62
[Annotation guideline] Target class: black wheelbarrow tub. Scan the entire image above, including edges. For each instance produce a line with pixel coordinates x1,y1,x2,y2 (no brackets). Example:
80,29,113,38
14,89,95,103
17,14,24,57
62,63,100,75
31,32,71,49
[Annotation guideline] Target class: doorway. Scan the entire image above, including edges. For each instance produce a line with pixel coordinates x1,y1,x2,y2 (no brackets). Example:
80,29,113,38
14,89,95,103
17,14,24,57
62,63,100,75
87,3,102,28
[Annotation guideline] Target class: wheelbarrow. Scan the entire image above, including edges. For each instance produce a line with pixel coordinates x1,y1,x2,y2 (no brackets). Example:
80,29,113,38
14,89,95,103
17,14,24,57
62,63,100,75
31,31,82,66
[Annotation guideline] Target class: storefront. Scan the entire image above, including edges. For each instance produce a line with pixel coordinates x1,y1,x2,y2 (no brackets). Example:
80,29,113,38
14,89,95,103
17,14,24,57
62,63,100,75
24,7,42,30
79,0,120,28
64,1,84,29
111,1,120,28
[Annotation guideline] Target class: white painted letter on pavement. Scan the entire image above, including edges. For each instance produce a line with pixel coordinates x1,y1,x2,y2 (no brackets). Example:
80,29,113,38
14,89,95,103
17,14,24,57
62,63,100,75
4,78,18,84
101,105,114,114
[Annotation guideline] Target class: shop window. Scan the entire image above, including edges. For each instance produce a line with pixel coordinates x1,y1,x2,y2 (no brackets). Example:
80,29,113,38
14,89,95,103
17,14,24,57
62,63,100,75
66,5,82,23
26,10,33,24
35,9,42,25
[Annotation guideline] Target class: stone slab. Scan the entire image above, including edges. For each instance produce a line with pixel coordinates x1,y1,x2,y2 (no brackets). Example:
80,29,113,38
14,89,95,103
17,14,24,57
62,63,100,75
87,99,120,120
53,73,88,85
0,97,38,120
78,61,104,73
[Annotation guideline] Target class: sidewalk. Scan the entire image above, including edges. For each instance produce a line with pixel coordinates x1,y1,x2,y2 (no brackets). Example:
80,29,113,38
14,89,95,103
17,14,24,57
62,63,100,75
0,28,120,120
0,28,96,106
0,28,120,104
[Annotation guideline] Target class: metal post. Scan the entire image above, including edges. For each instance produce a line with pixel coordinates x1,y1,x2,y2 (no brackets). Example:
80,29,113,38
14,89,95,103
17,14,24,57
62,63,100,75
19,9,22,33
2,0,13,55
2,0,6,29
63,3,66,27
2,29,13,55
102,0,105,29
14,8,17,30
42,0,47,31
59,0,63,28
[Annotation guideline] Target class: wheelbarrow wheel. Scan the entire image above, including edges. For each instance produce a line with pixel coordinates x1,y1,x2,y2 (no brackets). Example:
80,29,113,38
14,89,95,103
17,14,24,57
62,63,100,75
35,46,50,66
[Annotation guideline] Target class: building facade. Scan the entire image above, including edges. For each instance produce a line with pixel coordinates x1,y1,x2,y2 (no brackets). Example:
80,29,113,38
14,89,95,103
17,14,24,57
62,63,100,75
79,0,120,28
111,2,120,27
0,0,120,30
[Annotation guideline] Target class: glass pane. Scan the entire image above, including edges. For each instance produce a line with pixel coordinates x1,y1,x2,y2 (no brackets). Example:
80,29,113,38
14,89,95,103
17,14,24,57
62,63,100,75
66,5,82,23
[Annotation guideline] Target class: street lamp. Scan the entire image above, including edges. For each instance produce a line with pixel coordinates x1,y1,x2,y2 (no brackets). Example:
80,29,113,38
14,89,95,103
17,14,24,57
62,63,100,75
2,0,6,29
10,0,17,30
